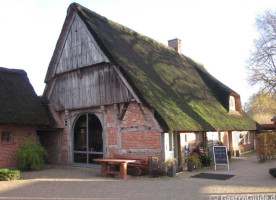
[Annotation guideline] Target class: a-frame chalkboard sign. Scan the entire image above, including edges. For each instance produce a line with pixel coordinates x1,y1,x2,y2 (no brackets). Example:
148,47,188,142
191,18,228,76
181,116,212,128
213,146,229,170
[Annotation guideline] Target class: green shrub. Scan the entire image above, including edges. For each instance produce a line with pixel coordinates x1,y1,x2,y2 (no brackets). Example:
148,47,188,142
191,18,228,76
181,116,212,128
17,139,48,170
269,168,276,178
0,169,20,181
188,155,202,168
256,132,276,162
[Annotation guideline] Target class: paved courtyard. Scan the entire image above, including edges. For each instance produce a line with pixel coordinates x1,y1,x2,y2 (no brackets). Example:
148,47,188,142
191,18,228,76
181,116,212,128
0,154,275,200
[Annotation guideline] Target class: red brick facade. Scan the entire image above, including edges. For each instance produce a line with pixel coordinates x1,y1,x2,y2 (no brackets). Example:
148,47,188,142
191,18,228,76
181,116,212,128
121,130,161,149
0,124,37,168
106,102,163,167
239,131,255,153
39,129,69,164
120,103,147,128
42,102,163,168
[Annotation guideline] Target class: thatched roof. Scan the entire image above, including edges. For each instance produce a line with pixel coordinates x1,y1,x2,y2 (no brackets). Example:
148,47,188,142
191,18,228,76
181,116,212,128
0,67,49,125
252,113,275,130
46,3,258,132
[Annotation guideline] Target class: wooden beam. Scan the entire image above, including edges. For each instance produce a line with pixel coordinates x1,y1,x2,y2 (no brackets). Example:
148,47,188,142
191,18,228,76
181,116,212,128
112,65,141,103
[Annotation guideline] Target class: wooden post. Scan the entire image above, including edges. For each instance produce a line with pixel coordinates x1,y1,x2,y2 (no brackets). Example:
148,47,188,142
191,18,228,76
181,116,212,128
228,131,233,155
119,162,127,179
101,163,108,176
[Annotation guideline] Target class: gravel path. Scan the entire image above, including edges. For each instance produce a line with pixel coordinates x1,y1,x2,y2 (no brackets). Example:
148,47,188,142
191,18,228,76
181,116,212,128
0,155,275,200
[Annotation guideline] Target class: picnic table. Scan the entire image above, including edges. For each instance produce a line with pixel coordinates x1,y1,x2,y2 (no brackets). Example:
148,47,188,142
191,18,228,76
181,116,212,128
93,158,137,179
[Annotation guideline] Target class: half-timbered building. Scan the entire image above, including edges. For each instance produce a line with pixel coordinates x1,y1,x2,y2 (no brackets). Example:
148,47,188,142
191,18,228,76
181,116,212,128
42,3,258,171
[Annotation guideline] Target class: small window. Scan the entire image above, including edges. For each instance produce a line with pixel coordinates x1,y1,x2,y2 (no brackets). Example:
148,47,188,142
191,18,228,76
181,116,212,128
229,96,236,111
247,132,251,144
1,131,13,142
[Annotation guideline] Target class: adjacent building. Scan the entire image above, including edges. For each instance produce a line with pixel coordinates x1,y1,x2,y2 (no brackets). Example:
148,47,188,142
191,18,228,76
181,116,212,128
0,67,49,168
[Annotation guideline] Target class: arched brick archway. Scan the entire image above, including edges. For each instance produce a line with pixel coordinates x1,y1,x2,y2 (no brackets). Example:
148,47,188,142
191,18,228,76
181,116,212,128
73,113,103,166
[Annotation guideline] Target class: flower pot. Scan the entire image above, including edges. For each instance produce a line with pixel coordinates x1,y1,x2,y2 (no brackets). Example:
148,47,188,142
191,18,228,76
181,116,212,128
167,166,176,177
187,162,194,172
227,151,231,159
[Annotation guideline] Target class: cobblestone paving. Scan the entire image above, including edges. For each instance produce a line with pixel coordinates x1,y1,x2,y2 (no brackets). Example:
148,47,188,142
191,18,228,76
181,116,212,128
0,155,275,200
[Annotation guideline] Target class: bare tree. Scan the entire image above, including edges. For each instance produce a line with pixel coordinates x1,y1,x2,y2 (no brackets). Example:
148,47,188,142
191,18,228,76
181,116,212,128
248,10,276,94
244,90,276,115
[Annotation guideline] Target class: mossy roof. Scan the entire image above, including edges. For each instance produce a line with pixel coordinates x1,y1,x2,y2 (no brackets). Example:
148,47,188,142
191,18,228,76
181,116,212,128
0,67,49,125
52,3,257,132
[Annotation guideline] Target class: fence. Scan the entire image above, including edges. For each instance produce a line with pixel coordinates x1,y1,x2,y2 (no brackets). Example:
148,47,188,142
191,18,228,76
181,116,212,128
256,131,276,162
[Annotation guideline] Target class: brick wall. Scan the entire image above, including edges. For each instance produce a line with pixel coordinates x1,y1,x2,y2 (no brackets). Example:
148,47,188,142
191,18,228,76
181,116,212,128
106,102,163,167
39,129,69,164
120,103,147,128
41,102,163,168
240,131,254,153
121,130,161,149
229,131,255,155
0,124,36,168
39,131,59,163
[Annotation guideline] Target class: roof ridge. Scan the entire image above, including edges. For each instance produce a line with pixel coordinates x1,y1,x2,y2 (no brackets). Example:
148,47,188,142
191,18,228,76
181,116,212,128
72,3,176,55
0,67,26,74
70,3,108,22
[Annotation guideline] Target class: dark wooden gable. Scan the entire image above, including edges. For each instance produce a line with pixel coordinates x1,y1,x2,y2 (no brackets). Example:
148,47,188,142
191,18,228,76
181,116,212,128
55,13,109,74
46,12,135,111
50,65,134,111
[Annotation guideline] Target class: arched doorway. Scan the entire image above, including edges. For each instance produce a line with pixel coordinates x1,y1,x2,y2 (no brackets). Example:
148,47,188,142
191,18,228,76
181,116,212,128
73,114,103,166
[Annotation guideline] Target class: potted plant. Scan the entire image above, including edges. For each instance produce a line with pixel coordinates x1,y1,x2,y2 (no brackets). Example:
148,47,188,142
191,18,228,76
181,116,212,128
217,140,224,146
166,158,177,177
187,159,194,172
187,155,201,171
227,151,231,159
205,155,212,166
200,141,208,151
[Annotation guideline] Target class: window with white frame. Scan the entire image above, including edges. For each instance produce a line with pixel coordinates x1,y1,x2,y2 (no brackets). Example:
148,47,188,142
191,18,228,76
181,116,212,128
1,131,13,142
241,131,250,144
229,96,236,111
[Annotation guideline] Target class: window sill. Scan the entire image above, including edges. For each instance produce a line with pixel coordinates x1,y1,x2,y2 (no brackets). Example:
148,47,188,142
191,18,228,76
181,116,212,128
228,110,241,116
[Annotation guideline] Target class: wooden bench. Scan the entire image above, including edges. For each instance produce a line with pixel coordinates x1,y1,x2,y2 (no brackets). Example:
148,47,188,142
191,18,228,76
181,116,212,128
93,158,136,179
112,154,150,176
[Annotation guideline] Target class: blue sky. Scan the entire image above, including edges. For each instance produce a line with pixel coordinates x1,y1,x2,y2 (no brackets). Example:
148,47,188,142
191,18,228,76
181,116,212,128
1,0,276,104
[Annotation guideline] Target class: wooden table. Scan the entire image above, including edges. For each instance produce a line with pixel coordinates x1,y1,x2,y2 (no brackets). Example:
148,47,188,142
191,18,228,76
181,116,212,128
93,158,137,179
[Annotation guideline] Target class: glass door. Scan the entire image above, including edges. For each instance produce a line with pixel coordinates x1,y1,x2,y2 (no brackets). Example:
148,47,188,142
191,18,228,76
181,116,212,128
73,114,103,166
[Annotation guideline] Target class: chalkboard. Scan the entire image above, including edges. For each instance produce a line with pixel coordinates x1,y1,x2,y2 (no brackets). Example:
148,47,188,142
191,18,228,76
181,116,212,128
213,146,229,170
